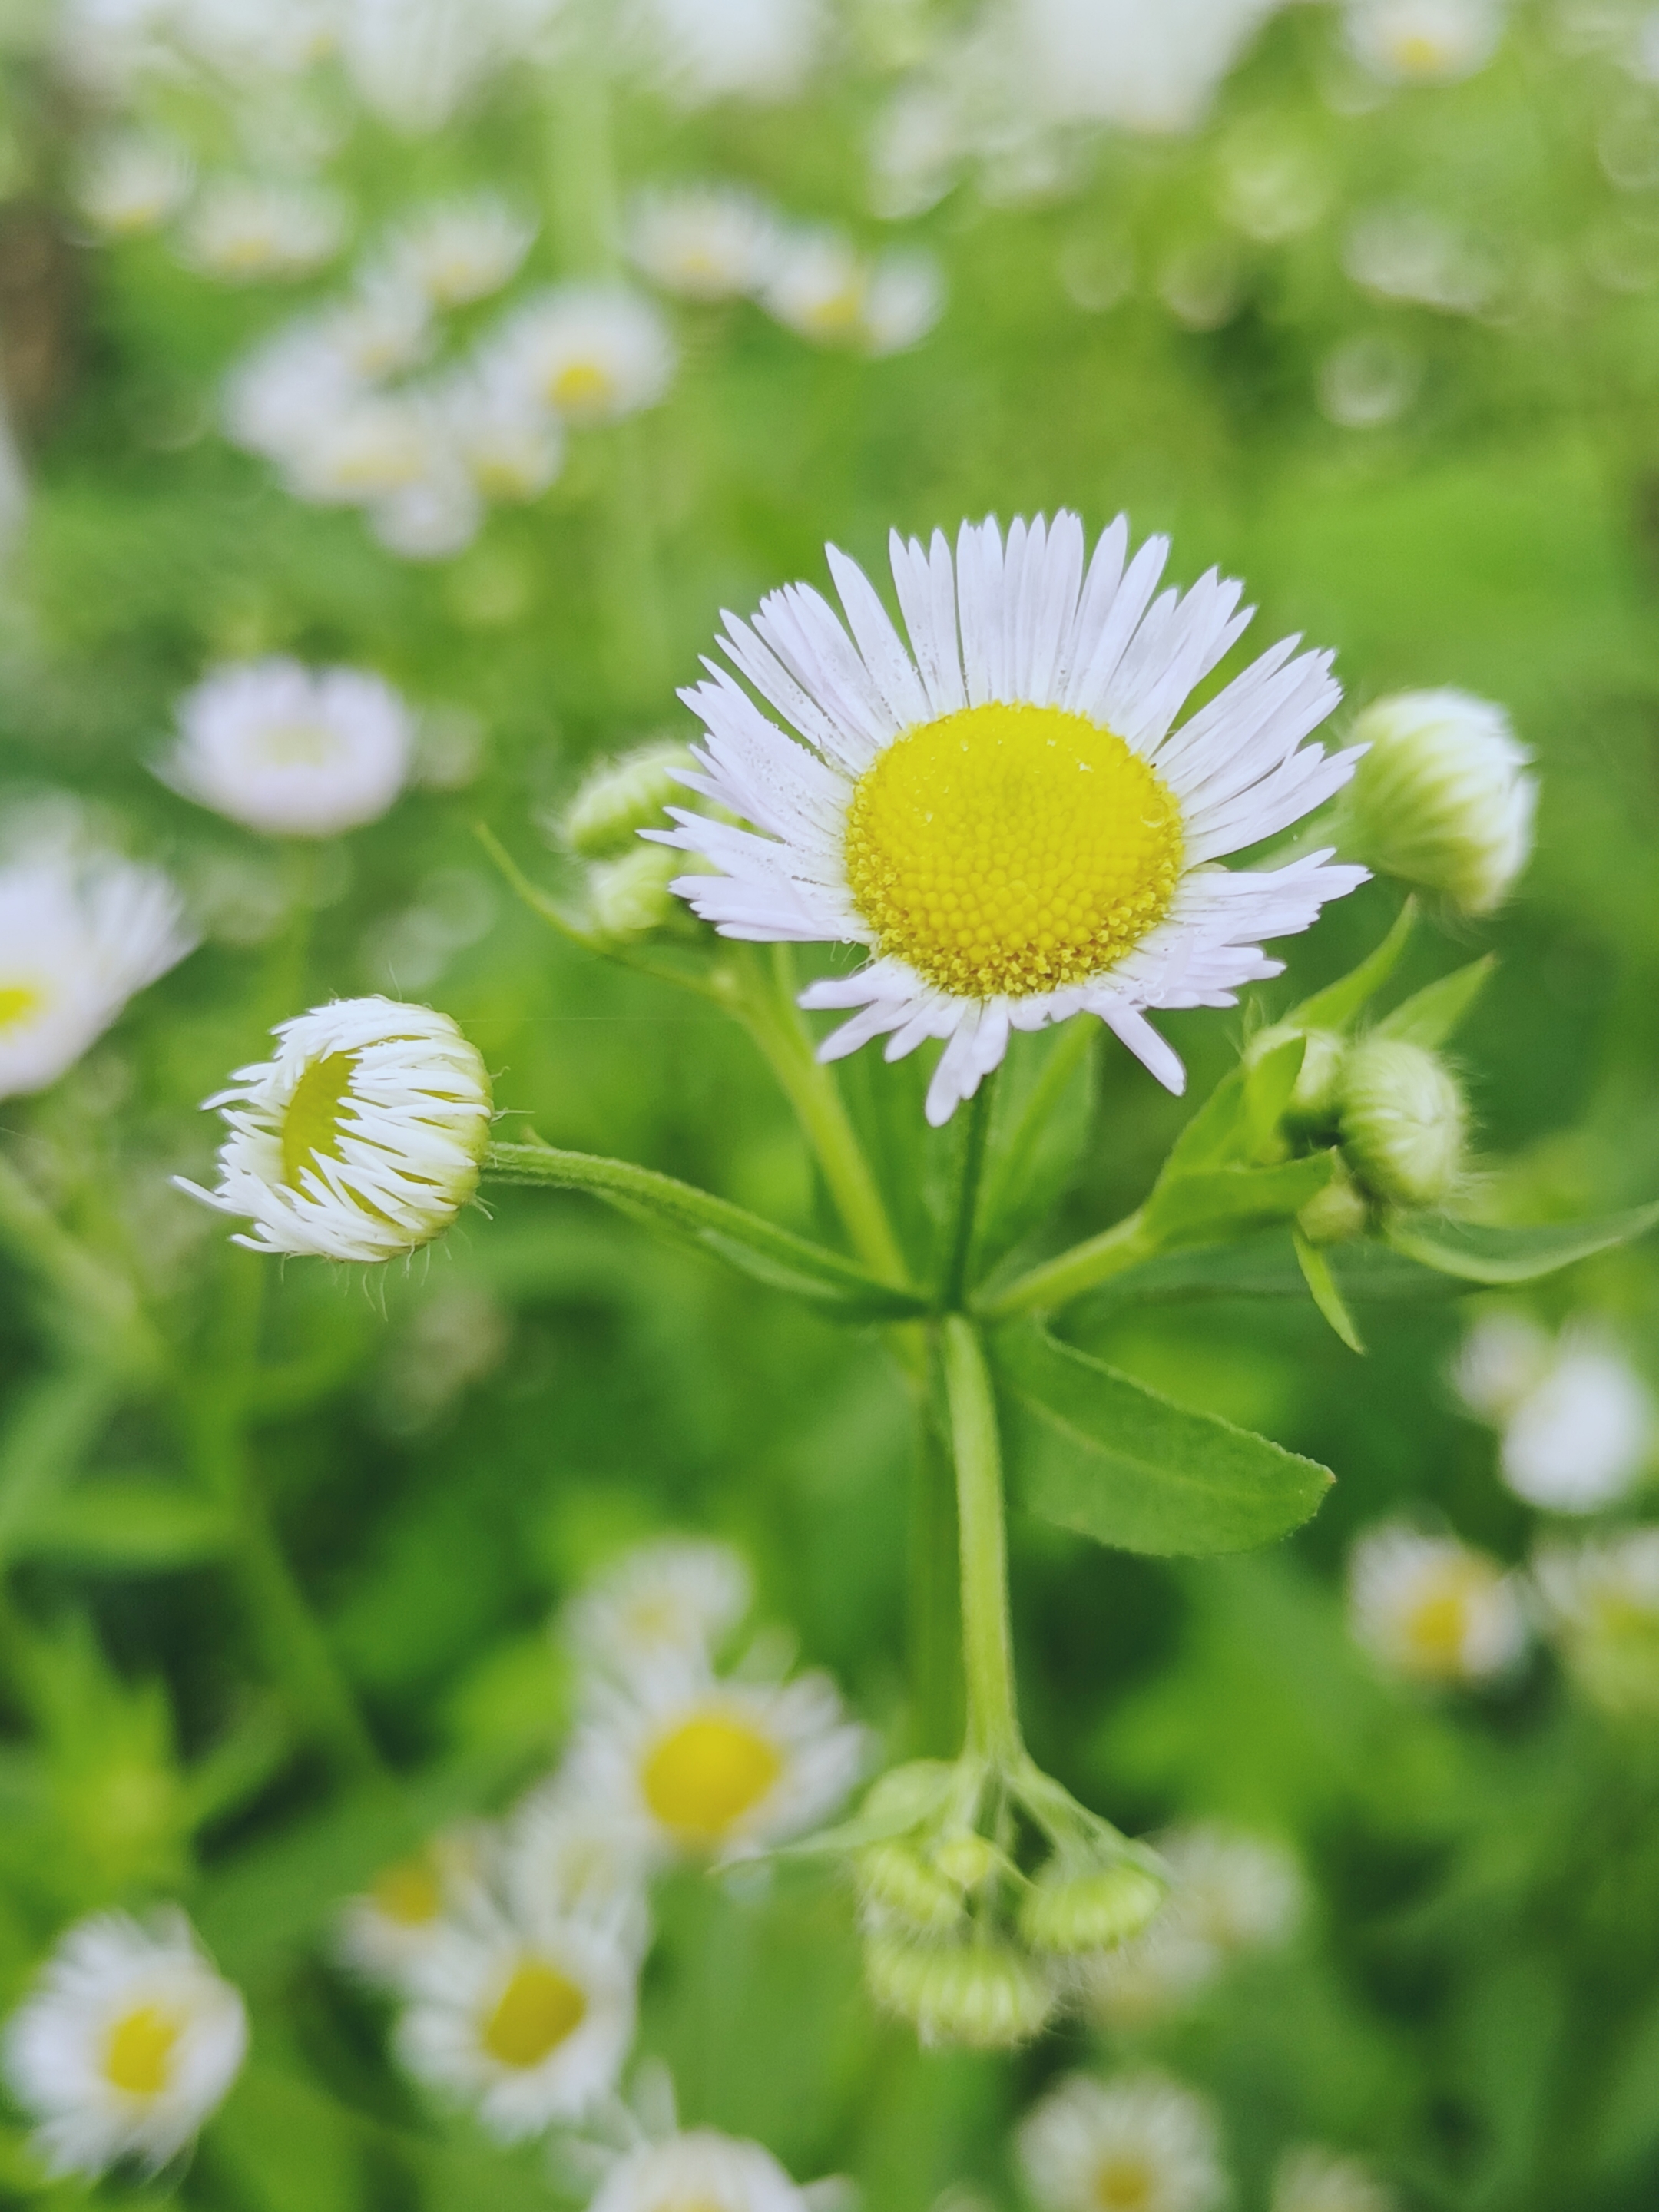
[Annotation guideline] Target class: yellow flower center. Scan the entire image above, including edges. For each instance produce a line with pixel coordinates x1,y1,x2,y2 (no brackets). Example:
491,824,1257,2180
0,984,42,1031
369,1855,444,1926
641,1711,782,1843
480,1962,588,2069
259,719,344,767
1392,31,1450,74
804,283,866,336
281,1049,358,1190
1403,1575,1482,1671
549,360,615,414
104,2004,180,2098
843,701,1183,998
1093,2157,1155,2211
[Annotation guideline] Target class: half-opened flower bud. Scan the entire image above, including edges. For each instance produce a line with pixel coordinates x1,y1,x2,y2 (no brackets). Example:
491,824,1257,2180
1019,1859,1166,1958
588,843,683,940
563,741,696,860
177,997,492,1260
1343,689,1535,916
1338,1037,1467,1209
863,1929,1053,2049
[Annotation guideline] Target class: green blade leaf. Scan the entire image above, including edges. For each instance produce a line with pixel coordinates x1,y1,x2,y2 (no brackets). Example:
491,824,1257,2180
974,1020,1098,1272
1293,1230,1366,1353
10,1479,233,1569
1241,1033,1308,1155
1285,897,1417,1031
485,1142,926,1318
995,1320,1333,1557
1384,1203,1659,1284
1142,1154,1337,1248
1061,1230,1465,1312
1374,955,1495,1048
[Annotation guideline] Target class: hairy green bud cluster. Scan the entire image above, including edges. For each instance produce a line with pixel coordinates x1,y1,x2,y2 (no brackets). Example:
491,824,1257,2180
1343,689,1535,916
864,1929,1054,2049
562,740,696,859
1338,1036,1468,1209
1019,1858,1165,1956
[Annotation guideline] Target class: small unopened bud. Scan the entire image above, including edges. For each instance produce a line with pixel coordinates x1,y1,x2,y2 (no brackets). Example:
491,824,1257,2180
1019,1859,1165,1957
857,1843,963,1932
588,843,681,939
931,1833,1002,1892
1338,1037,1467,1210
1343,690,1535,916
1250,1024,1348,1136
563,741,695,859
864,1929,1054,2049
1296,1159,1370,1246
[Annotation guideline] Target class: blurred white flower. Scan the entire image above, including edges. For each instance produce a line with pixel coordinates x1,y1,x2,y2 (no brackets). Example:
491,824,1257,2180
863,250,947,354
1217,133,1329,243
590,2128,813,2212
0,853,194,1101
624,0,827,106
1499,1333,1654,1513
763,230,945,353
1535,1528,1659,1714
563,1538,753,1681
339,0,560,132
283,391,440,505
1018,2071,1227,2212
224,325,367,463
1344,0,1503,85
1317,335,1422,428
1343,207,1498,314
1452,1310,1554,1424
1009,0,1284,136
501,1788,652,1946
177,995,492,1261
1085,1823,1300,2026
367,457,485,561
396,1909,638,2140
174,0,336,77
498,284,677,424
317,272,435,380
179,177,349,282
439,362,565,501
336,1826,492,1992
627,184,783,300
2,1910,246,2179
76,132,194,237
389,195,538,306
1348,1524,1526,1684
1273,2145,1398,2212
164,659,413,836
563,1651,864,1863
869,83,962,220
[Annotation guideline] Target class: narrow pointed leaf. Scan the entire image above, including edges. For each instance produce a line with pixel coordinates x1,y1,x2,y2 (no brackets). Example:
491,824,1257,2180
1293,1230,1366,1353
1241,1035,1308,1156
1286,899,1417,1031
1161,1064,1251,1178
10,1479,233,1568
1384,1203,1659,1284
1375,956,1495,1049
1142,1154,1337,1247
995,1321,1333,1557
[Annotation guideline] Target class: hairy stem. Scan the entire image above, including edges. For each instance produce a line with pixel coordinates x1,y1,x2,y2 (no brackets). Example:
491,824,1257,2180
908,1399,962,1757
941,1073,996,1310
942,1317,1022,1767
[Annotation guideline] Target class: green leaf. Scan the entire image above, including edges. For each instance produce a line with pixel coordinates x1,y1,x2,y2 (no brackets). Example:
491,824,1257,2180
9,1479,232,1569
995,1321,1333,1557
1374,955,1495,1048
1142,1154,1337,1248
1384,1202,1659,1283
484,1142,926,1319
1293,1230,1366,1353
1285,897,1417,1031
974,1020,1098,1271
1063,1230,1464,1312
1159,1064,1252,1179
1241,1033,1308,1155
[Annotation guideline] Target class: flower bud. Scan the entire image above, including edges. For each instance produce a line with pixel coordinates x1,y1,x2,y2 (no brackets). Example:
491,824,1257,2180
588,843,682,939
563,740,695,859
863,1929,1054,2048
1020,1859,1165,1957
930,1833,1002,1892
1343,689,1535,916
1249,1024,1349,1136
1337,1037,1467,1210
176,997,492,1260
856,1843,964,1932
1295,1159,1370,1246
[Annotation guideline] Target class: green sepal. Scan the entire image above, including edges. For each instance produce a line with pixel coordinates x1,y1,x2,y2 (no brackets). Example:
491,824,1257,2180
1284,897,1417,1031
1374,955,1495,1049
995,1320,1333,1557
1142,1152,1338,1248
770,1760,961,1859
1293,1229,1366,1353
1383,1202,1659,1284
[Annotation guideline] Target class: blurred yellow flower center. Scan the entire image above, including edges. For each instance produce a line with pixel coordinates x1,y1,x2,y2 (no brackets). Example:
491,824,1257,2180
641,1712,782,1840
260,720,343,767
843,702,1183,998
281,1050,357,1189
550,360,614,412
1392,32,1449,73
1093,2157,1155,2210
805,283,866,335
0,985,42,1031
370,1856,443,1926
104,2004,180,2097
481,1962,588,2068
1403,1578,1480,1671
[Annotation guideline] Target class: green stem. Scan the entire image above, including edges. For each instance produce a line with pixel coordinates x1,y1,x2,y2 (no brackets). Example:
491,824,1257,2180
941,1317,1022,1767
547,3,620,277
941,1073,995,1310
0,1151,158,1369
979,1205,1154,1320
907,1399,961,1757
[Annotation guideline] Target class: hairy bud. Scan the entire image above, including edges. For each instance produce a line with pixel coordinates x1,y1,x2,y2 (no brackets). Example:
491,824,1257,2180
1250,1024,1349,1137
1296,1159,1370,1245
1338,1037,1468,1210
588,843,682,939
1019,1860,1165,1957
1343,689,1535,916
563,740,695,859
864,1929,1054,2049
856,1843,964,1933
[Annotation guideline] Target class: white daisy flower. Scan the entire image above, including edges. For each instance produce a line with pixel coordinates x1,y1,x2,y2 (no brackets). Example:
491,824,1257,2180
2,1909,247,2179
1343,0,1502,84
176,995,493,1262
655,510,1366,1124
1347,1524,1526,1685
1018,2071,1227,2212
1084,1823,1300,2026
336,1826,492,1992
366,456,485,562
1272,2145,1397,2212
389,194,537,307
0,853,194,1101
500,1788,652,1949
1450,1310,1553,1424
439,362,565,502
590,2128,813,2212
1502,1342,1653,1514
1010,0,1283,139
497,285,677,426
223,325,369,465
763,232,945,355
1534,1529,1659,1715
563,1652,865,1862
339,0,545,134
562,1537,753,1681
625,0,828,107
394,1911,637,2141
77,131,194,237
627,184,784,302
281,392,442,508
163,658,413,837
179,177,348,283
317,272,435,381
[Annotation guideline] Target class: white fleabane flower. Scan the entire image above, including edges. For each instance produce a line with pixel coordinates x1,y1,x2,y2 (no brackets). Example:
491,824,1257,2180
1018,2071,1227,2212
761,232,943,354
1084,1823,1299,2026
591,2128,813,2212
336,1826,492,1992
395,1910,637,2141
1012,0,1283,137
564,1652,865,1862
1499,1333,1654,1514
655,510,1366,1124
0,854,194,1101
1343,0,1502,85
366,454,484,561
1273,2145,1398,2212
2,1910,247,2179
77,132,194,237
176,996,493,1261
179,177,348,282
501,1789,652,1949
224,325,368,464
562,1538,753,1681
1535,1530,1659,1715
1451,1310,1553,1425
625,0,827,106
389,195,537,306
1348,1524,1526,1685
497,285,677,424
627,184,784,301
1343,689,1535,916
164,659,413,837
318,273,435,380
439,363,565,502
